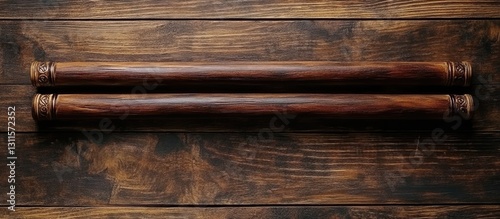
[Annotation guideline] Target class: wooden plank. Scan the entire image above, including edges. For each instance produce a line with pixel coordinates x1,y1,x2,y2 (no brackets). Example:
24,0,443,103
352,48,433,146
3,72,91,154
2,206,500,218
1,85,499,132
0,1,499,19
0,132,498,205
0,20,498,85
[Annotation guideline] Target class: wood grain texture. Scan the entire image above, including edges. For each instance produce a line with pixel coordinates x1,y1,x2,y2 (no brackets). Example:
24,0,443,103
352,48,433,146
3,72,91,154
3,206,500,218
0,21,498,85
0,1,499,19
32,93,472,121
30,61,472,87
0,85,498,132
0,132,498,206
0,0,498,217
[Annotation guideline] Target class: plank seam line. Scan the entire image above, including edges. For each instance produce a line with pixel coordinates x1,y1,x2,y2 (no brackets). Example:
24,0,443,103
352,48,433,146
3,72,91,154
4,203,500,208
0,18,500,21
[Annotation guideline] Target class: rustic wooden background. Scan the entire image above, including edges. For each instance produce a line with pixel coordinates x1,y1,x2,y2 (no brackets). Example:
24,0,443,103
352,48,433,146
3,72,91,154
1,1,499,218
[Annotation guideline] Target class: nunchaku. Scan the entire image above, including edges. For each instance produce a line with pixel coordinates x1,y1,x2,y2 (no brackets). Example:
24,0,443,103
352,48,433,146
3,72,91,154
30,61,474,121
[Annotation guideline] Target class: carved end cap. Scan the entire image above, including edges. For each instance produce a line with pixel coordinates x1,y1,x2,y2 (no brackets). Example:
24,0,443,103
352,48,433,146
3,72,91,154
447,61,472,87
31,61,55,87
32,94,56,121
450,94,474,120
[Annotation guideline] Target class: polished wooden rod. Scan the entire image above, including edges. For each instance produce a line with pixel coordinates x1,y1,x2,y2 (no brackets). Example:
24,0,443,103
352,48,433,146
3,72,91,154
31,61,472,87
32,94,473,121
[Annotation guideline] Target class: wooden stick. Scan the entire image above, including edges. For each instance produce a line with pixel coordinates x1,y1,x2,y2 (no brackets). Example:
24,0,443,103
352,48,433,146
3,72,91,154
32,94,473,121
30,61,472,87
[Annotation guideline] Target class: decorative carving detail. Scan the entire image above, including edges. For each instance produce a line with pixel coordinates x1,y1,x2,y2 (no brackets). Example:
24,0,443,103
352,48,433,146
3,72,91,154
447,62,472,86
450,94,473,120
31,62,55,87
38,94,49,118
32,94,56,121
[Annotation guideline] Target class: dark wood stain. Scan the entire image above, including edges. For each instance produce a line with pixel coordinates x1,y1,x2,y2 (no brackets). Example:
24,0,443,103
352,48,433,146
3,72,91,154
2,206,498,218
155,134,185,156
0,1,499,18
0,21,498,85
0,1,499,218
0,132,498,206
